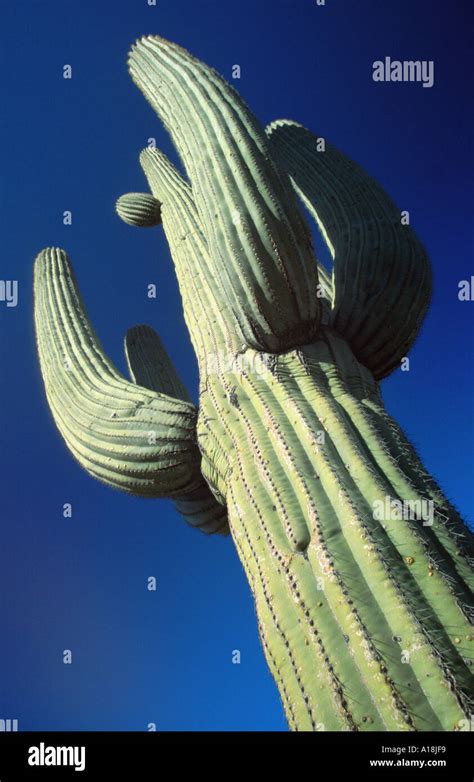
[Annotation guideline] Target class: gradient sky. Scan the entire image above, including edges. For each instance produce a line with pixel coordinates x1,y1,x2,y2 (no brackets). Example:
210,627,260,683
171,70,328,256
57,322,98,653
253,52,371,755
0,0,472,731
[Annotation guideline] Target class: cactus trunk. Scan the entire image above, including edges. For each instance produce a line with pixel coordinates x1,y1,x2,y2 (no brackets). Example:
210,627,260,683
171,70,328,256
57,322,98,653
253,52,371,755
33,34,474,731
198,330,473,731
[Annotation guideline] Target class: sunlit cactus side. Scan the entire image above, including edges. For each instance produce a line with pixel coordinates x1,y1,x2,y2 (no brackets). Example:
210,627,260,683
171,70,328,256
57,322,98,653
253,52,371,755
116,192,162,227
34,35,474,732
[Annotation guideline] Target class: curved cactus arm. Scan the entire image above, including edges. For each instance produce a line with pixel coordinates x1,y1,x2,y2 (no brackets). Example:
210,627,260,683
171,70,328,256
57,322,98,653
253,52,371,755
174,486,228,535
266,119,432,379
115,192,162,227
127,36,321,353
124,324,229,535
125,324,190,401
34,247,203,498
136,146,239,360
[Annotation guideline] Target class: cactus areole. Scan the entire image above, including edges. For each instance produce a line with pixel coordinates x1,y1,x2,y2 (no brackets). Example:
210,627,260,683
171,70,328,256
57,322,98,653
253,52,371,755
34,36,473,731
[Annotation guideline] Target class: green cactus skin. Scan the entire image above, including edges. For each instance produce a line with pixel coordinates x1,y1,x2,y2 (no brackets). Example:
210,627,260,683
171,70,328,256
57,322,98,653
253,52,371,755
34,247,203,498
115,192,162,227
265,120,432,379
128,37,321,354
125,325,228,534
125,324,189,400
33,35,473,731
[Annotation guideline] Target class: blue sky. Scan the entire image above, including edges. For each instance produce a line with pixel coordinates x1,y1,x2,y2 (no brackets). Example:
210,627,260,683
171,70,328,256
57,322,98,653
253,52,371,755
0,0,472,731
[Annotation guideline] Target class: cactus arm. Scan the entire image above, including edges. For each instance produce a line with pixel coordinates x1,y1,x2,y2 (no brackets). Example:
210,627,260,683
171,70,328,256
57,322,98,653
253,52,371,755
135,146,240,362
174,486,228,535
265,119,432,379
125,324,229,535
125,324,191,401
127,36,321,352
34,247,203,498
115,192,162,227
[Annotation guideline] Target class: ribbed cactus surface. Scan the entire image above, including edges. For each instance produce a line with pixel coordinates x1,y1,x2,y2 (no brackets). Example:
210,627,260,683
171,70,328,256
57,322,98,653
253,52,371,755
34,35,473,731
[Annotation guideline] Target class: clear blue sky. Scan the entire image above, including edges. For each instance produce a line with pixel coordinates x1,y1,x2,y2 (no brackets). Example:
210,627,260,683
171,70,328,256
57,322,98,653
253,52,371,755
0,0,472,731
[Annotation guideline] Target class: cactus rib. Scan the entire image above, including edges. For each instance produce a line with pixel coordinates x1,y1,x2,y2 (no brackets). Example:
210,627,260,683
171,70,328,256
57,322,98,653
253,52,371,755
266,119,432,378
128,36,321,352
33,35,474,732
125,325,229,534
34,248,203,497
115,192,162,227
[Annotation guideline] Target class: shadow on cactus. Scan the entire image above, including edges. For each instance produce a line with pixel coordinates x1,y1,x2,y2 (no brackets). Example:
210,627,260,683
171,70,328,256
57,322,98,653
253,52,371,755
34,35,473,731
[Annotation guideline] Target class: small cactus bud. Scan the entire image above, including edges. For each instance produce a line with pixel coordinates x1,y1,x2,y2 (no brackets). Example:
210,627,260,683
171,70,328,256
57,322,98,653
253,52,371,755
116,192,162,227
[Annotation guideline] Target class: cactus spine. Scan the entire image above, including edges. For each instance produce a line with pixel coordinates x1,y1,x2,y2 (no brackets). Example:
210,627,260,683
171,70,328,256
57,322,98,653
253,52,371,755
34,35,473,731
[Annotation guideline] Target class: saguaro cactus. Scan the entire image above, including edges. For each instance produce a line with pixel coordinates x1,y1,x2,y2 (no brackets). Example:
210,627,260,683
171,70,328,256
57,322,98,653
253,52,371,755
34,35,473,731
